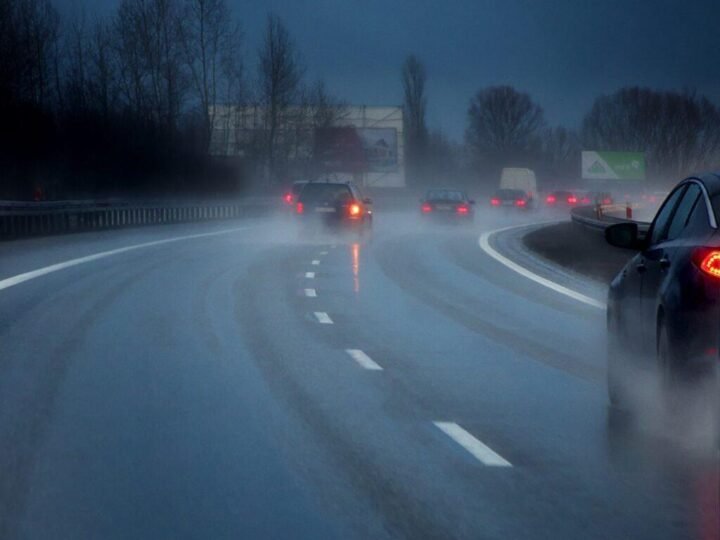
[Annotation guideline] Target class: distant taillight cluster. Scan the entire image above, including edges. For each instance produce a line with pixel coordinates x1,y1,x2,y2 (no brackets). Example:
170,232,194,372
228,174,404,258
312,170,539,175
421,203,433,213
490,198,501,206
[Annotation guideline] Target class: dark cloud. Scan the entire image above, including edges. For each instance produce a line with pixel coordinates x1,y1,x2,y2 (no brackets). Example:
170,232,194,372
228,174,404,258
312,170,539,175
53,0,720,139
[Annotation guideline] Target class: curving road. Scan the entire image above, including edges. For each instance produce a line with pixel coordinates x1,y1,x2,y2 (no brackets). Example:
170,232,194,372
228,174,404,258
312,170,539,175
0,210,718,539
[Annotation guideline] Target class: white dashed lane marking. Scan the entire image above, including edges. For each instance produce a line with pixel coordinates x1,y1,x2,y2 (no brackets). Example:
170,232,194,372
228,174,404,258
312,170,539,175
312,260,320,265
314,312,333,324
320,251,328,255
304,288,317,297
345,349,383,371
434,421,512,467
305,272,315,279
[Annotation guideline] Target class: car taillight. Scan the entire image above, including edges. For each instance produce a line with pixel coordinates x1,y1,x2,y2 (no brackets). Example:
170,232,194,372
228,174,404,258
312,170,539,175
283,193,293,204
457,205,469,214
296,202,304,214
546,195,556,204
602,198,612,205
567,196,577,204
349,203,362,216
490,198,501,206
515,199,526,207
581,197,591,204
693,249,720,278
421,203,433,213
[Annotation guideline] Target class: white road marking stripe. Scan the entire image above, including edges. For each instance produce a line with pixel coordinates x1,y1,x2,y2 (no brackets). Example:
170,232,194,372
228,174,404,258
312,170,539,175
314,312,333,324
0,226,252,292
304,288,317,297
434,421,512,467
305,272,315,279
478,226,606,310
320,251,328,255
311,260,320,265
346,349,383,370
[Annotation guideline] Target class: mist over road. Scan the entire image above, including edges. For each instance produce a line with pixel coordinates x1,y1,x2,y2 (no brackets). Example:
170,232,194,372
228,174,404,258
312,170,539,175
0,210,716,539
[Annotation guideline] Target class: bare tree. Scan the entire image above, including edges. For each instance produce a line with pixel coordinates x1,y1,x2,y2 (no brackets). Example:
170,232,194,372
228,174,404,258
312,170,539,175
114,0,187,132
257,13,303,182
180,0,243,152
582,87,720,180
466,85,545,173
541,126,581,181
401,55,428,184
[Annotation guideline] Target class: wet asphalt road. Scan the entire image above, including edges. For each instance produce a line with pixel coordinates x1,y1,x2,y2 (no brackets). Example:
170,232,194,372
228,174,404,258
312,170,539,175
0,210,718,539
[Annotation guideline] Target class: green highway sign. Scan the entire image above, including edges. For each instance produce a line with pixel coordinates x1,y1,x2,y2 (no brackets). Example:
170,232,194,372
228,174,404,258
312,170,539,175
581,151,646,180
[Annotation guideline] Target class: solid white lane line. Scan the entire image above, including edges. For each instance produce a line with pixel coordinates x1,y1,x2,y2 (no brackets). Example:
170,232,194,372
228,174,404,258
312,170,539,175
0,226,252,292
305,272,315,279
311,260,320,265
346,349,383,371
478,226,606,310
304,288,317,297
314,312,333,324
434,421,512,467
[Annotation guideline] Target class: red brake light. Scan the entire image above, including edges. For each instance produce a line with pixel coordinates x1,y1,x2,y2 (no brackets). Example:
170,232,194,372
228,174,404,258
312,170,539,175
284,193,293,204
515,199,526,207
694,249,720,278
421,203,433,213
349,203,362,216
546,195,556,204
581,197,591,204
490,198,501,206
296,202,304,214
567,196,577,204
602,198,612,205
457,205,469,214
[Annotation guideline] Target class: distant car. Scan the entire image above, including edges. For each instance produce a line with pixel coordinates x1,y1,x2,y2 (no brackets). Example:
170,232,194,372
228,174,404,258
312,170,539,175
544,190,579,207
282,181,308,207
605,173,720,422
576,191,614,205
491,188,531,209
420,189,475,222
295,181,372,236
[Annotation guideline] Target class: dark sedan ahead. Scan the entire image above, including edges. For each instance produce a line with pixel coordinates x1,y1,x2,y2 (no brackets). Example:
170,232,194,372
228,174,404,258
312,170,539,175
605,173,720,424
420,189,475,222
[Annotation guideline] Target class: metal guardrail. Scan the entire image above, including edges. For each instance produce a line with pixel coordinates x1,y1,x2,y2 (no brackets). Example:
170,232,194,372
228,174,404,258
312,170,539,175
0,199,273,240
571,204,651,234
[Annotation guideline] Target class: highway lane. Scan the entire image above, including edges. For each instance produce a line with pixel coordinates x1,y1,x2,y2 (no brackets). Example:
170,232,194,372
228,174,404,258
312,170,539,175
0,210,718,539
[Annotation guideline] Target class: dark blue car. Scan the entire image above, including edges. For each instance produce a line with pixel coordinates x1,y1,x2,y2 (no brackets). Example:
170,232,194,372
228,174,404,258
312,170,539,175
605,173,720,417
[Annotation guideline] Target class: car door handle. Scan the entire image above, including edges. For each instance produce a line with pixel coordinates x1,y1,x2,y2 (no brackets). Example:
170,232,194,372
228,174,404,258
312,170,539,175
659,257,671,270
635,261,647,274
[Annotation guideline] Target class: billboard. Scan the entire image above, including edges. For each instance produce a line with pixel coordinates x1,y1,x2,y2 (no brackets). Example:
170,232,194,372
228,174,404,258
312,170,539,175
357,128,398,172
581,151,646,180
314,127,398,173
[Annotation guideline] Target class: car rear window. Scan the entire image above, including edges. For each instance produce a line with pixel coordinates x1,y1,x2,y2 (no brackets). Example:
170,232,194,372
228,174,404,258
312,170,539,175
298,183,352,203
427,190,465,202
495,189,524,199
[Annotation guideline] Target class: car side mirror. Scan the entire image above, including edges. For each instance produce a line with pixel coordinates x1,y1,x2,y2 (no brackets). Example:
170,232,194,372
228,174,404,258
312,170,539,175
605,223,643,250
363,197,372,204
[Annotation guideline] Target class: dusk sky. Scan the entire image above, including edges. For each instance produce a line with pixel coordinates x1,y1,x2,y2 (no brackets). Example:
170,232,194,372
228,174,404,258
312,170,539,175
53,0,720,141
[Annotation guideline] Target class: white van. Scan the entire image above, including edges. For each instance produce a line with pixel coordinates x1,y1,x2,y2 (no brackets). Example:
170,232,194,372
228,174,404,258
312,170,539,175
500,168,537,207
